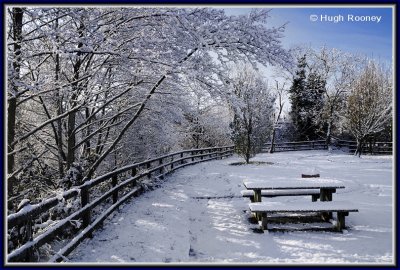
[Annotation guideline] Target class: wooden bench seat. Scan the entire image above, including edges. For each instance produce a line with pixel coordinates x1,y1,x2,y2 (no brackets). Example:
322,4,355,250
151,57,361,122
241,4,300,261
241,189,321,202
249,201,358,232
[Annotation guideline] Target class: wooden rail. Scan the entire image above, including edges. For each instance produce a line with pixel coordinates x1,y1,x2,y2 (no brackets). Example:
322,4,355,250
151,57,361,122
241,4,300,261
336,140,392,155
7,145,234,263
262,140,327,153
262,140,392,155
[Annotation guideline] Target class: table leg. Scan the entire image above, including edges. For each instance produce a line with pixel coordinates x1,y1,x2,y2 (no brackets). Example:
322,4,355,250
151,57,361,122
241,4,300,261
261,213,268,230
320,188,333,220
336,212,348,231
254,190,262,220
320,189,329,201
254,190,262,202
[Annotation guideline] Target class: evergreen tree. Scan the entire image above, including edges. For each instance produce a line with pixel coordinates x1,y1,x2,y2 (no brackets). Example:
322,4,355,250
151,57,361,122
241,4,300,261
289,55,326,140
289,55,307,140
305,70,326,139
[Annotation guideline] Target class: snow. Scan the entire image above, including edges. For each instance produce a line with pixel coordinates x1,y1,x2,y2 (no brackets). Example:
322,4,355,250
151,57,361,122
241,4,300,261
303,167,320,175
249,201,358,212
17,199,31,211
243,178,345,189
241,189,320,196
67,150,393,264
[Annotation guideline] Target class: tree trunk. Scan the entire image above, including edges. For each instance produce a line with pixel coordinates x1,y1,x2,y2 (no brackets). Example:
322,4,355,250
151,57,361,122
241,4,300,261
245,150,250,164
83,107,92,161
8,8,24,198
54,15,65,178
66,110,76,168
67,21,84,169
245,118,252,164
269,128,276,153
8,97,17,196
326,103,336,147
355,138,363,157
326,121,332,146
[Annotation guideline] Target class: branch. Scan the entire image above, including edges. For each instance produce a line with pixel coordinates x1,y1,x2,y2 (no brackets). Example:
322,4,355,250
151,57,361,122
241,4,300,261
11,104,83,147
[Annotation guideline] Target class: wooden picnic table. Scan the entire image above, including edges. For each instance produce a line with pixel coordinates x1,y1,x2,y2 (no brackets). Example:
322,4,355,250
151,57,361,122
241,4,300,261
243,180,345,203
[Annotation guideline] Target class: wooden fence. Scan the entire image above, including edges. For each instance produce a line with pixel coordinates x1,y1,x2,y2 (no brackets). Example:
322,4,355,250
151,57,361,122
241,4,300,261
7,145,234,263
262,140,392,155
262,140,328,153
336,140,393,155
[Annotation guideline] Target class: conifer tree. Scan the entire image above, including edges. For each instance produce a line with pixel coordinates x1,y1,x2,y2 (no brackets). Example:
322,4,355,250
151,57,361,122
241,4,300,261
289,55,326,140
288,55,307,140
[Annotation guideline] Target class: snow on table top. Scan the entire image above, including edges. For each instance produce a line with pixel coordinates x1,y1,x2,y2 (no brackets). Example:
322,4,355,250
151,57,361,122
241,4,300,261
249,201,358,213
241,189,320,196
243,179,345,190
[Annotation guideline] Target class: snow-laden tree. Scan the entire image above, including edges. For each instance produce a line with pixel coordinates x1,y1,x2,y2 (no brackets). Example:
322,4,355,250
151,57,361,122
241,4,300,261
228,63,275,163
269,81,286,153
308,46,363,145
179,80,231,149
7,7,290,207
288,54,326,140
7,8,23,198
344,61,392,156
288,55,306,140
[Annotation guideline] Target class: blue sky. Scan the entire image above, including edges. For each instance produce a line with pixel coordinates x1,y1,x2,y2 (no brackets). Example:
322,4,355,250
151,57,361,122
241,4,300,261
224,7,393,63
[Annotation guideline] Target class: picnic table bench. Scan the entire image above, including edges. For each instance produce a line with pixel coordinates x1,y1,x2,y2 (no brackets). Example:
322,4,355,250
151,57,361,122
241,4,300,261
243,180,345,203
249,201,358,232
241,189,321,202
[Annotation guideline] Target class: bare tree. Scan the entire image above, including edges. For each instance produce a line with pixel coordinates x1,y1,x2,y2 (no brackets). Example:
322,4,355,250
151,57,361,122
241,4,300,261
310,47,362,145
269,81,286,153
6,7,290,204
7,7,24,200
229,63,275,163
344,61,392,156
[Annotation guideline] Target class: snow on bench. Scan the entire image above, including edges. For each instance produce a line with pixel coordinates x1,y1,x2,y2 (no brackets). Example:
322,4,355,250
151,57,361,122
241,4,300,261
241,189,320,202
249,201,358,231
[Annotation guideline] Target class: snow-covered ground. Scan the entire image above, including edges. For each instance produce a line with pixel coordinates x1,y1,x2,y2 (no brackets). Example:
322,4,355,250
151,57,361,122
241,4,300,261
68,150,393,265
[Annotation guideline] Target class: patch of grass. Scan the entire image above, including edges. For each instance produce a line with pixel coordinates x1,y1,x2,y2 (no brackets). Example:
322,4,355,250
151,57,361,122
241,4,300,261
229,161,274,166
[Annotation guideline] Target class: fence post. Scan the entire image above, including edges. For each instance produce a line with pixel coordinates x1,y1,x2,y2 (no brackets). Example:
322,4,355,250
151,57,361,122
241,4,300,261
191,151,195,162
15,200,34,261
112,175,118,204
171,155,174,170
147,161,151,179
159,158,164,179
81,185,92,238
200,150,203,160
180,153,184,164
131,167,137,188
25,216,33,261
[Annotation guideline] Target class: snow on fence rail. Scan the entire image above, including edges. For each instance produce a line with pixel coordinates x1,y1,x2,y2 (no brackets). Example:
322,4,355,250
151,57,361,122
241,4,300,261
336,140,392,155
262,140,327,153
262,140,392,155
6,145,234,263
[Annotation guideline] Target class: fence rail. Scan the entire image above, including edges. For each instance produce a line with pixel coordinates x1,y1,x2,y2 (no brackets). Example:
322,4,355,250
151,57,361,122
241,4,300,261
262,140,328,153
336,140,393,155
7,145,234,263
262,140,392,155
